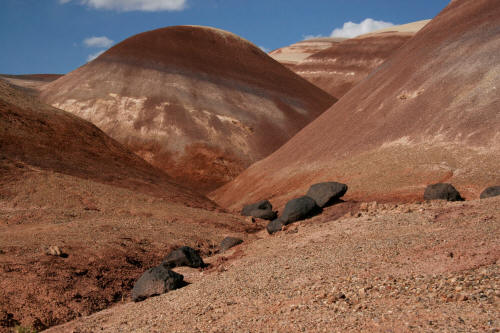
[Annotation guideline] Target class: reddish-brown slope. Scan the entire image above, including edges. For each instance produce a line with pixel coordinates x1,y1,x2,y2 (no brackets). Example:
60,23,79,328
293,32,415,98
0,79,211,208
211,0,500,210
40,26,336,193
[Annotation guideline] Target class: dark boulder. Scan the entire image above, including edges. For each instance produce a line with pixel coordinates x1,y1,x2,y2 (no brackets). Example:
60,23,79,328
306,182,348,207
241,200,272,216
249,208,278,220
220,237,243,252
131,264,184,302
266,219,284,234
163,246,204,268
423,183,463,201
480,186,500,199
280,196,320,225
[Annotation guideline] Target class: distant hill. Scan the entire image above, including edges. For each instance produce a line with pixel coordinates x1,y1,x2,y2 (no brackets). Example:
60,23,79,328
277,21,430,98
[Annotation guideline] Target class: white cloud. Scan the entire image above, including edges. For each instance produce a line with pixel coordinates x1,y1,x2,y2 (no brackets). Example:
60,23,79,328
259,46,270,53
86,50,105,62
83,36,114,48
61,0,187,12
330,18,394,38
303,34,323,41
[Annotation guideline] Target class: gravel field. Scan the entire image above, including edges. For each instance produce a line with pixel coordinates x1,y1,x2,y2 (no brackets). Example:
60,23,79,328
49,197,499,332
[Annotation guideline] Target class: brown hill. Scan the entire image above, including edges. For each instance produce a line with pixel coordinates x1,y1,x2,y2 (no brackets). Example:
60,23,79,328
291,21,429,98
269,37,346,69
0,79,209,207
40,26,336,193
210,0,500,210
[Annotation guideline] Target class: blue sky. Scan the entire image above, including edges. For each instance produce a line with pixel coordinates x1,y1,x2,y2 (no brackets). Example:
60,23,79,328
0,0,450,74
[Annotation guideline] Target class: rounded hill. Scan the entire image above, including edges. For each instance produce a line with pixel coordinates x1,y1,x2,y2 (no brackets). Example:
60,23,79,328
40,26,336,192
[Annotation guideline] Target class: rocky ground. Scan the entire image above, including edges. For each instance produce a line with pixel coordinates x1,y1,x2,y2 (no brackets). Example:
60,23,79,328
0,167,258,332
47,196,499,332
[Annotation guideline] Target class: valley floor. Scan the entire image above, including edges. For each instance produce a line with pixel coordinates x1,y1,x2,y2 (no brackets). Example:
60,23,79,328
47,197,499,332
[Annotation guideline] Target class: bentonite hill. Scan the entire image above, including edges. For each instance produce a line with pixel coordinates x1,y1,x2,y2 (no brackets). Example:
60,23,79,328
211,0,500,209
289,20,430,98
40,26,336,193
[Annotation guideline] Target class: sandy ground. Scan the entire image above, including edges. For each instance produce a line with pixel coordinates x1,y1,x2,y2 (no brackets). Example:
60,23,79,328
47,196,499,332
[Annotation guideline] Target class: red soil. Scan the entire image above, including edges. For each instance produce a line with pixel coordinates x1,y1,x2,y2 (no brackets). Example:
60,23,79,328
210,0,500,210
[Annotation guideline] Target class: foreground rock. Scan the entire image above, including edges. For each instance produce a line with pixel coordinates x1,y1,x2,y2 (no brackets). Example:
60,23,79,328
131,264,184,302
163,246,205,268
306,182,348,207
266,219,285,234
424,183,464,202
280,196,319,225
241,200,276,220
220,237,243,252
480,186,500,199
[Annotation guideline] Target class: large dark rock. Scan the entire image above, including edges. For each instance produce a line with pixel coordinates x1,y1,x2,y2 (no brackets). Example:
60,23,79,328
241,200,272,216
250,208,277,220
480,186,500,199
306,182,348,207
280,196,319,225
423,183,464,201
266,219,284,234
220,237,243,252
163,246,204,268
131,264,184,302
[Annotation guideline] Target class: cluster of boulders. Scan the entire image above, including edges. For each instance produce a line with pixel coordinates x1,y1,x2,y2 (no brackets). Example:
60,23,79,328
132,237,245,302
241,181,348,235
131,246,204,302
131,182,499,302
424,183,500,201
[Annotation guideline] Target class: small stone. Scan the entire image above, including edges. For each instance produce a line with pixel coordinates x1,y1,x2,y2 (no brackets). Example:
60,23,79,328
280,196,319,225
245,216,256,223
305,182,348,207
424,183,463,201
220,237,243,252
163,246,204,268
266,219,284,234
480,186,500,199
46,246,66,257
131,263,184,302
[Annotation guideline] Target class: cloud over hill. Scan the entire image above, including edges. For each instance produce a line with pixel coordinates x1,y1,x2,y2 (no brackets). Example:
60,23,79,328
330,18,394,38
60,0,187,12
